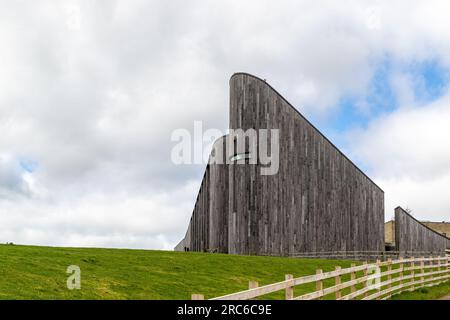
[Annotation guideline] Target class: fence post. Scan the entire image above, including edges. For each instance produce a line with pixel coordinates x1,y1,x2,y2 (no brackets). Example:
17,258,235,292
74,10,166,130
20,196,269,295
399,257,403,284
248,280,259,300
350,263,356,293
363,261,368,298
387,258,392,290
335,266,342,299
316,269,323,300
433,256,436,275
192,294,204,300
285,274,294,300
447,255,450,276
429,255,433,284
420,256,424,286
410,257,415,291
398,256,403,292
376,259,381,299
437,255,442,284
249,280,259,290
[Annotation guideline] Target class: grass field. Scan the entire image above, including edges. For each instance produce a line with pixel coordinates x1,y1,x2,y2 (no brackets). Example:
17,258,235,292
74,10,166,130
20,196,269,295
0,244,448,300
390,281,450,300
0,243,356,299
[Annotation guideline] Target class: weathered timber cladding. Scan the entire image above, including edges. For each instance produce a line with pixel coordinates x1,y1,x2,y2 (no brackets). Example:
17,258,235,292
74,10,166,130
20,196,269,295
395,207,450,253
186,137,229,253
176,73,385,255
228,73,384,255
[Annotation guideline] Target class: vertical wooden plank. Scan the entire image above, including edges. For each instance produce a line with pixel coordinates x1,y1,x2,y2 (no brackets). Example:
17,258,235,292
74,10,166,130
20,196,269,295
376,259,381,299
363,262,368,298
350,263,356,293
335,266,342,299
285,274,294,300
429,255,434,283
410,258,415,291
420,256,424,285
316,269,323,300
433,256,438,282
399,257,404,288
437,255,443,286
249,280,259,290
248,280,259,300
387,258,392,290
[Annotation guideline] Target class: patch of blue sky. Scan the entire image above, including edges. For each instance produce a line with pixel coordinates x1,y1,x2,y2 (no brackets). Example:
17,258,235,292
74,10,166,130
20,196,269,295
19,157,38,173
326,57,449,133
406,59,449,104
329,60,396,133
311,57,449,173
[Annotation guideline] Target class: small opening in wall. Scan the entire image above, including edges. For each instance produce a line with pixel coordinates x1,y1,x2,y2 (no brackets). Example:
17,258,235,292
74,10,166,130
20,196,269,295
230,153,251,162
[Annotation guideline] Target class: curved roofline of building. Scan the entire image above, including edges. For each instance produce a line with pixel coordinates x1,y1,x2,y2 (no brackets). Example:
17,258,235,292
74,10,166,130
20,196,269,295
230,72,384,192
395,206,450,241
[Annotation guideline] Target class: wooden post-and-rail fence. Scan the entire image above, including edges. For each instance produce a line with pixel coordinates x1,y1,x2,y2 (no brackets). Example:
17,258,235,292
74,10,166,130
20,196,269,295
191,256,450,300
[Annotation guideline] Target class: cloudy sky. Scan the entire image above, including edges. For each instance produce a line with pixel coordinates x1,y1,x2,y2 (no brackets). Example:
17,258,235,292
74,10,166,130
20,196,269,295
1,0,450,250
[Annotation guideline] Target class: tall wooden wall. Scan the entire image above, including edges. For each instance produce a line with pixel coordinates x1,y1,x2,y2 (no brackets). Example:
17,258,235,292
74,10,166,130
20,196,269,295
228,73,385,255
177,73,385,255
181,136,229,253
395,206,450,253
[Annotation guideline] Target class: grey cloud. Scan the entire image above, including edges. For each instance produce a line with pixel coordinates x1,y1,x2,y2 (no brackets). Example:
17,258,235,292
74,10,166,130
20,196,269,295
1,1,450,249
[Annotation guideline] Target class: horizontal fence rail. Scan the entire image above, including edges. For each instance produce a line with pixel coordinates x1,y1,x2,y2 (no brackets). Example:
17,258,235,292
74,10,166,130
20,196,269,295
191,255,450,300
262,250,448,261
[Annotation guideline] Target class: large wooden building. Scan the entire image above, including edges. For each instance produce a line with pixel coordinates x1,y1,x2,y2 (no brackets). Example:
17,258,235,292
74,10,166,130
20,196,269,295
394,207,450,254
176,73,385,255
385,218,450,246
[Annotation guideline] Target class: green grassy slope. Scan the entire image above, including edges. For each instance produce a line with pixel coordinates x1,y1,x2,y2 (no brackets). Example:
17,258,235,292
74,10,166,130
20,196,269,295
0,243,357,300
1,244,448,300
390,281,450,300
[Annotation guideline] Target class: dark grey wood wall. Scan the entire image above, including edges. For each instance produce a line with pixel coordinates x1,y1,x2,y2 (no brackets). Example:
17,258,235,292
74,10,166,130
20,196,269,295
177,73,385,255
227,73,385,255
395,207,450,253
186,136,229,253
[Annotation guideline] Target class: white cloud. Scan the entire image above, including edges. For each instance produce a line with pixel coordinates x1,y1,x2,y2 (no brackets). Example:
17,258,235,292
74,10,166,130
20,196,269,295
349,91,450,221
380,175,450,222
0,179,199,248
350,94,450,181
1,0,450,248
